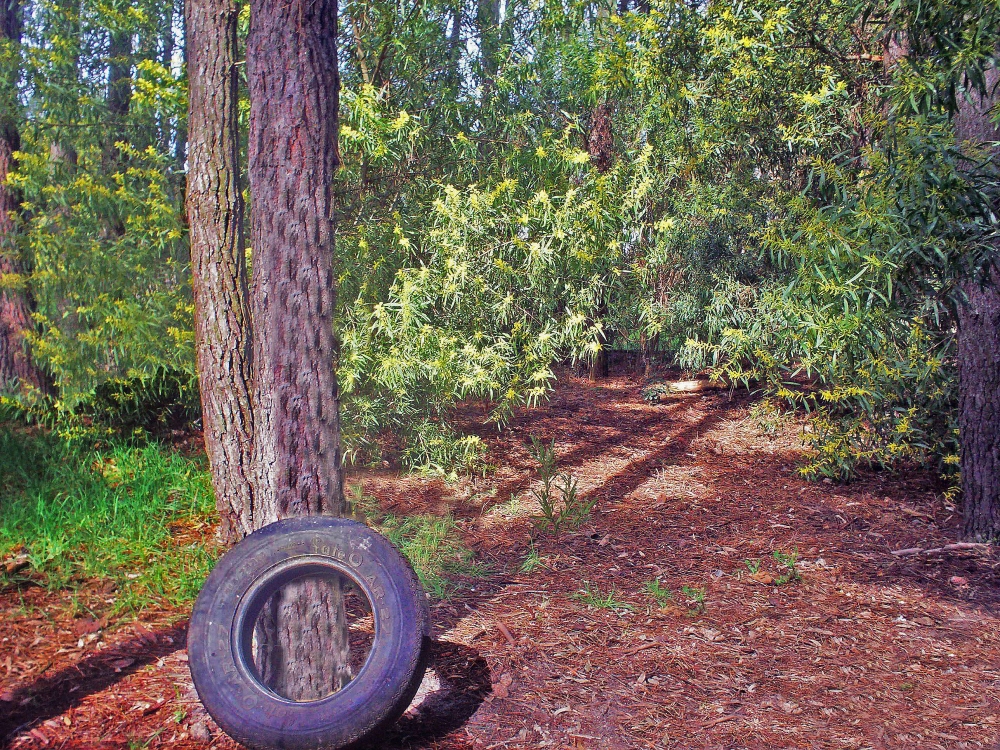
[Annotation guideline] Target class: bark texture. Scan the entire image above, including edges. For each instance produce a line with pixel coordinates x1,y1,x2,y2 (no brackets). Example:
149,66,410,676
246,0,348,701
954,66,1000,542
957,267,1000,541
186,0,256,543
0,0,45,394
247,0,345,523
255,576,353,699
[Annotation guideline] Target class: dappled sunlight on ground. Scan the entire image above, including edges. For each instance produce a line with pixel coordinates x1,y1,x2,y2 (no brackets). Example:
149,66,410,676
2,369,999,749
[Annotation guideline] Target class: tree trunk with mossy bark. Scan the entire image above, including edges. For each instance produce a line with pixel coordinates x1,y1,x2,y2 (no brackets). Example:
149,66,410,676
246,0,349,700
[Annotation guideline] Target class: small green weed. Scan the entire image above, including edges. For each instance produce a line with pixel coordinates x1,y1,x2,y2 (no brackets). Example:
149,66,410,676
772,548,801,585
520,543,542,574
643,579,673,606
528,437,593,532
744,558,762,575
681,585,707,614
572,582,634,612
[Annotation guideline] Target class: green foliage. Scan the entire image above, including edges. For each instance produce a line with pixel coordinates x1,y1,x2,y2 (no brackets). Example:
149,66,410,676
7,0,191,431
680,585,707,614
643,578,673,606
528,436,593,532
347,482,486,598
520,542,542,574
772,548,801,585
6,0,997,484
0,426,217,613
378,513,487,598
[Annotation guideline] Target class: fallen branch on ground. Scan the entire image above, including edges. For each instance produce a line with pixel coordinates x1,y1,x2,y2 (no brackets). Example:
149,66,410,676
890,542,993,557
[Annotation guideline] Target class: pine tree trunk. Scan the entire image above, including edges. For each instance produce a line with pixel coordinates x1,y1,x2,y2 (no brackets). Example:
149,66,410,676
105,27,132,168
477,0,500,93
957,267,1000,541
954,66,1000,542
186,0,256,544
0,0,45,394
246,0,348,701
587,101,614,381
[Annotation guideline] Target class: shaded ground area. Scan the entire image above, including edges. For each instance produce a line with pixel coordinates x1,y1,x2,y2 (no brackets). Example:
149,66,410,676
2,371,999,749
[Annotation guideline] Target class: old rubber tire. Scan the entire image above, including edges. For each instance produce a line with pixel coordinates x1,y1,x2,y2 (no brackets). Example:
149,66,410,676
187,517,430,750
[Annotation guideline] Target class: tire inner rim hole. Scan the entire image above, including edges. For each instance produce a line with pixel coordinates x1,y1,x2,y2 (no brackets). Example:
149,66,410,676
242,568,376,703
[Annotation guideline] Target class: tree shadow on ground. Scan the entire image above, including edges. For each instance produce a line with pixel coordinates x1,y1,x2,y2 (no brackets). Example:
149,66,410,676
378,640,491,749
0,623,187,748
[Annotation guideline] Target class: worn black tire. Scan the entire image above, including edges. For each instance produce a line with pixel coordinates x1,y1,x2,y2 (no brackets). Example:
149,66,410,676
187,517,430,750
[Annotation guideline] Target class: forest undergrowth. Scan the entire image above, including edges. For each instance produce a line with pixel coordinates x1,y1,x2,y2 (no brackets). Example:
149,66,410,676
1,370,998,749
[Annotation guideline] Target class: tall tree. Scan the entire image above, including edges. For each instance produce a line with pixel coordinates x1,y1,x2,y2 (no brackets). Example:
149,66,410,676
186,0,256,543
246,0,349,700
954,65,1000,541
0,0,45,393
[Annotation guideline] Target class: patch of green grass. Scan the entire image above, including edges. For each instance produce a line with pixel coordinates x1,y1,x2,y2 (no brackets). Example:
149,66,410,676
0,427,218,613
520,542,542,574
572,582,635,613
643,578,673,606
348,482,488,600
378,512,487,599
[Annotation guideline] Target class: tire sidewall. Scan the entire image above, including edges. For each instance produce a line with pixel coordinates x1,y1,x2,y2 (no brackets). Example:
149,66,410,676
188,517,430,750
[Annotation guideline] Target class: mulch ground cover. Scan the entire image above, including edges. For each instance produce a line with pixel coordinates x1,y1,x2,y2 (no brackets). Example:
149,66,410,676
2,370,999,749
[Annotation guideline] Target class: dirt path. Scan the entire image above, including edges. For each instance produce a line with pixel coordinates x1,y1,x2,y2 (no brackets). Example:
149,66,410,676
3,372,999,749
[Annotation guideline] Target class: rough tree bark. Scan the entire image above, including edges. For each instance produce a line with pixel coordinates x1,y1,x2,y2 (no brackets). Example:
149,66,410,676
246,0,349,700
0,0,45,394
954,66,1000,542
186,0,256,544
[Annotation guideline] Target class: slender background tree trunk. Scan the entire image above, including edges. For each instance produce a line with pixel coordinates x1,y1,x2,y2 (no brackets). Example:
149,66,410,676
586,85,614,381
104,27,132,171
246,0,349,700
0,0,46,394
954,65,1000,542
186,0,256,544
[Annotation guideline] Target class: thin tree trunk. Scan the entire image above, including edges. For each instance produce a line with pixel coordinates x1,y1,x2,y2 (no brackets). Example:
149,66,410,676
954,65,1000,542
350,10,371,85
175,8,188,171
105,27,132,166
0,0,45,394
447,0,462,86
246,0,349,700
477,0,500,94
186,0,256,544
587,101,614,381
160,0,176,156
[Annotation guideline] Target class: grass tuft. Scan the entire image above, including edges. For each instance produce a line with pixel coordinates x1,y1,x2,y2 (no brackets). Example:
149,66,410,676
0,427,218,613
378,512,487,599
